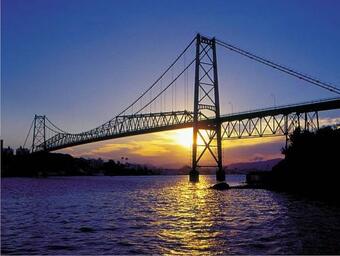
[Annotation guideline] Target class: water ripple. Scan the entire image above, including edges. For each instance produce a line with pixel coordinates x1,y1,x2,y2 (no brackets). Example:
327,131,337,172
2,175,340,254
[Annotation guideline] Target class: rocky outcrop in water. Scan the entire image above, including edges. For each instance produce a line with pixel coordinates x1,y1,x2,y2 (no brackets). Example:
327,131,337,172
210,182,230,190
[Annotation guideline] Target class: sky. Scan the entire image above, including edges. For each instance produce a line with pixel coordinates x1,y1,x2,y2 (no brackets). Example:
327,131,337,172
2,0,340,167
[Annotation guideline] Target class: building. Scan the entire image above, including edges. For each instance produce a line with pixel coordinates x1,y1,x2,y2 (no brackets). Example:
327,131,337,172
16,146,30,156
2,146,14,157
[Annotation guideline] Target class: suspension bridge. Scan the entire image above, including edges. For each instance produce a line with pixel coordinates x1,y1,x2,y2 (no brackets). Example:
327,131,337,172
24,34,340,182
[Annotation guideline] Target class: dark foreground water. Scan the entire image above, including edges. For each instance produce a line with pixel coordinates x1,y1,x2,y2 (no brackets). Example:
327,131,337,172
2,175,340,255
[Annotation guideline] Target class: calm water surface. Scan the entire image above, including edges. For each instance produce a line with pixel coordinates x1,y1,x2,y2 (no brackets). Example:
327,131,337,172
2,175,340,255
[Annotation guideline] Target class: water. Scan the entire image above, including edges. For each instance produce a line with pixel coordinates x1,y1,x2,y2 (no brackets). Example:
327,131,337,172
2,175,340,255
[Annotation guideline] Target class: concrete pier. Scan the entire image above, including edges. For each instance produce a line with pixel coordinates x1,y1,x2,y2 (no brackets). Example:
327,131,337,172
189,169,199,182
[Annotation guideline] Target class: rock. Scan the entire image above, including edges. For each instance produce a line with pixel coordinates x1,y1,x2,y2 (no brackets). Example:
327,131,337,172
210,182,230,190
79,227,95,233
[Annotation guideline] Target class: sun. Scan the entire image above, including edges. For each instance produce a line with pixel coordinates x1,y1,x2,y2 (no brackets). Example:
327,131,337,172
173,128,193,147
169,128,204,148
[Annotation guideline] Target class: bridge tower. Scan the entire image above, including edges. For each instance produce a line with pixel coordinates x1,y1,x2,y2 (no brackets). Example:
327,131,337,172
191,34,225,182
32,115,46,152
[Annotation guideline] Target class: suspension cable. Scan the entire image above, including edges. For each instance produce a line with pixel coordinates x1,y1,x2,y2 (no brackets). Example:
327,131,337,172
23,119,34,148
35,37,196,139
135,58,196,114
171,66,174,111
135,42,218,114
184,51,187,110
45,117,67,133
216,39,340,95
115,36,196,117
45,124,66,135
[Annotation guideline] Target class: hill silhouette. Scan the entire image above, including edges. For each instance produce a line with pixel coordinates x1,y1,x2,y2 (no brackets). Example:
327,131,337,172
247,126,340,200
1,152,159,177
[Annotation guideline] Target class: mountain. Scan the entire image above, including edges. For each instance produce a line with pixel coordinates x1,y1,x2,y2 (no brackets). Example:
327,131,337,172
226,158,282,174
158,159,283,175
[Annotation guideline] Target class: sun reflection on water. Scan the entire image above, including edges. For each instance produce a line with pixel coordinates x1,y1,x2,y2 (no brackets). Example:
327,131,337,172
148,175,287,255
153,176,226,254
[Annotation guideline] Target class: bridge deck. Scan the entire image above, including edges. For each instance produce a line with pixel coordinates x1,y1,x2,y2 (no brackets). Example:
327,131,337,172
38,98,340,152
219,97,340,122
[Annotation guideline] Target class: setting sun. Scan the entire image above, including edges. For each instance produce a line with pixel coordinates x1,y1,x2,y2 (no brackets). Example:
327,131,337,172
170,128,193,148
168,128,206,148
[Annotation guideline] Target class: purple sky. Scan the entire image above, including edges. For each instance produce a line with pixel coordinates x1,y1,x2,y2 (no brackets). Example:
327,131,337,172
2,0,340,166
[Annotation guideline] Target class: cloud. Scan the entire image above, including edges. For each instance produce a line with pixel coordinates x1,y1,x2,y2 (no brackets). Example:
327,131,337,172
91,143,137,154
69,132,176,159
223,136,283,149
319,117,340,127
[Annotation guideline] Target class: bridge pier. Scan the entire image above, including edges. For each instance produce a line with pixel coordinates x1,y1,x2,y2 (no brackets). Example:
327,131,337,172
189,169,225,183
216,169,225,182
189,169,199,182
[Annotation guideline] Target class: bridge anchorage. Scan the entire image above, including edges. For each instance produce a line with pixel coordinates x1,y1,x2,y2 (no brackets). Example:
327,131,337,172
25,33,340,183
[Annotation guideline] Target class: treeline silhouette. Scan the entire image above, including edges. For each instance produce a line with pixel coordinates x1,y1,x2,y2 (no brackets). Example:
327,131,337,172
1,152,160,177
248,126,340,200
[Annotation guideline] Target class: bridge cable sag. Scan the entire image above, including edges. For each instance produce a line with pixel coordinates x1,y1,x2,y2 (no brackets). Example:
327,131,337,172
36,38,197,144
44,124,64,135
216,39,340,95
135,38,217,114
45,117,68,134
135,58,196,114
115,36,196,117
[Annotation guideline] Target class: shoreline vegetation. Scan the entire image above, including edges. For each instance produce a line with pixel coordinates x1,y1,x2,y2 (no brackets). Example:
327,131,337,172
1,151,279,178
1,152,161,177
246,126,340,201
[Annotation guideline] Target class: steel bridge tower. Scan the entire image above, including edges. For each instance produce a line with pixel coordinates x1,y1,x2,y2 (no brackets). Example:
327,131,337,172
190,34,225,182
32,115,46,152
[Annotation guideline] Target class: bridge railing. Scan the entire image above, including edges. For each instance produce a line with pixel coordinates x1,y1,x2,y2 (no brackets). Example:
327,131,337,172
220,97,339,120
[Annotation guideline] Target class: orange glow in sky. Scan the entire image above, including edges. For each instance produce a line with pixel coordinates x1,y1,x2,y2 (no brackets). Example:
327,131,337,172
170,129,193,148
59,128,284,168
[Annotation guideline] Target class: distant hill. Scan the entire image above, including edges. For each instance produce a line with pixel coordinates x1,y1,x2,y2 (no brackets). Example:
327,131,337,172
226,158,282,174
159,158,282,175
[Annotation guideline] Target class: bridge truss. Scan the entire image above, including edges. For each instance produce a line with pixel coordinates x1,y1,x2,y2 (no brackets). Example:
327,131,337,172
31,98,340,163
220,98,340,139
